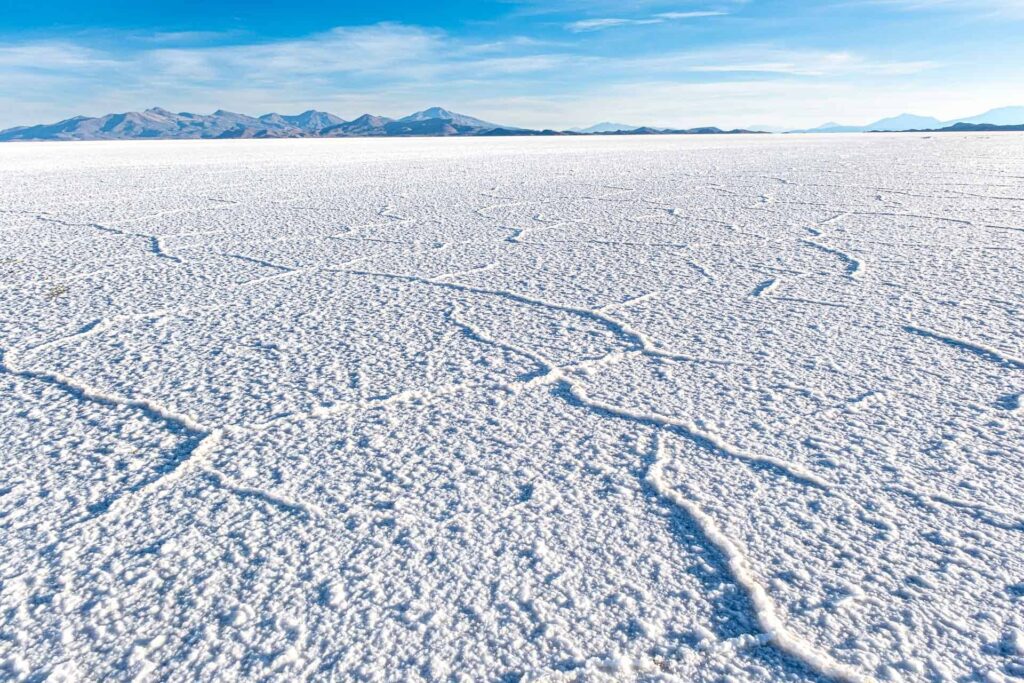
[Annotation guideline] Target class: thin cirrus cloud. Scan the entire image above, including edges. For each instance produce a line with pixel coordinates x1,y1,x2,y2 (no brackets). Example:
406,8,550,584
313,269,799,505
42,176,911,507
566,11,727,32
0,41,117,70
624,48,940,76
143,27,571,87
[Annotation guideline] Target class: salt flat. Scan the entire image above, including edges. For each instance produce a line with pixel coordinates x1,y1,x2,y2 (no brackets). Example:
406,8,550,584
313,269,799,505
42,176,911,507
1,134,1022,682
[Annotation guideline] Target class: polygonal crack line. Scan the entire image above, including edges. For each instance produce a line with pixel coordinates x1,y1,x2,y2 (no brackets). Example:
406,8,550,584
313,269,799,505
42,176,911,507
0,347,320,531
444,307,865,681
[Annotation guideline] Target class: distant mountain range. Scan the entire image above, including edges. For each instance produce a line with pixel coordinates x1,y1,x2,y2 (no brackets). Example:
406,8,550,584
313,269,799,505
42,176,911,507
791,106,1024,133
879,122,1024,133
0,106,760,142
568,122,640,134
4,104,1021,142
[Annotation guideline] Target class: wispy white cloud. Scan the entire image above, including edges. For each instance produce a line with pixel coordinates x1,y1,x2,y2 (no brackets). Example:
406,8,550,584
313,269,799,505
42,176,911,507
140,31,241,44
625,48,939,76
567,10,726,32
153,23,444,79
0,42,117,70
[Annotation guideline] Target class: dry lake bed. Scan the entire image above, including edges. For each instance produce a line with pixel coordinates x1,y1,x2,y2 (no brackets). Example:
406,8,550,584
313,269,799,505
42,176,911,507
1,134,1023,681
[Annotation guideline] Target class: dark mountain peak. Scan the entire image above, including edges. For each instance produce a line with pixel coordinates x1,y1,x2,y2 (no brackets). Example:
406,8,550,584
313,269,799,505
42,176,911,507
384,119,468,136
319,114,394,137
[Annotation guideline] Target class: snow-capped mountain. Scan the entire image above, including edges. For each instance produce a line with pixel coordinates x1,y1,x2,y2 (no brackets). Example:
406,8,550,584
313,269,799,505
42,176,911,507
398,107,501,129
319,113,500,137
0,107,335,141
258,110,345,132
0,107,510,141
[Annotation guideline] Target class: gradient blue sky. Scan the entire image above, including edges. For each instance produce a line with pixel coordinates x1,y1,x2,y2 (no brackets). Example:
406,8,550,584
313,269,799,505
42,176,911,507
1,0,1022,129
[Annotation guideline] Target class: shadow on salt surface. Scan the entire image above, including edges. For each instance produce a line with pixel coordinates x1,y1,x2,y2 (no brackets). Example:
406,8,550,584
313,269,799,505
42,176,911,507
633,443,834,683
577,299,1024,521
0,251,295,355
449,240,709,311
183,387,822,681
18,270,539,428
654,431,1024,681
0,374,194,532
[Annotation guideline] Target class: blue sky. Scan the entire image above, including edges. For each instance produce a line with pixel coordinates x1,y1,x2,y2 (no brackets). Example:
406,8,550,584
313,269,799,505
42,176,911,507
1,0,1022,129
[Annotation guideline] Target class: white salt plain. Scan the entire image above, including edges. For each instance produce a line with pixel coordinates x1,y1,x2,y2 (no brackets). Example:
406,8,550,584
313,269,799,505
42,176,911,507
1,134,1023,681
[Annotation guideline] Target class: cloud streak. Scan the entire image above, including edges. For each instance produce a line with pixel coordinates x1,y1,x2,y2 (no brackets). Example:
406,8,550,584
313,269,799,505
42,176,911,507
566,11,726,32
623,47,940,76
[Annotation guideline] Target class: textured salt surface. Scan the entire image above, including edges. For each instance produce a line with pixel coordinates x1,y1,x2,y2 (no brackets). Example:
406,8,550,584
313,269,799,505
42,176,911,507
1,134,1023,681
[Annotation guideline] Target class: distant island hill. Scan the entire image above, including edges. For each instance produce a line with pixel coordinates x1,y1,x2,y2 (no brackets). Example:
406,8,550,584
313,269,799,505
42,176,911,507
1,105,1022,141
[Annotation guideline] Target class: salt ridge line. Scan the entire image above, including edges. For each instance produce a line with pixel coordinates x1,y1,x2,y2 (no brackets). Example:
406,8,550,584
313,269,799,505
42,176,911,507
225,239,444,290
433,262,497,281
564,383,832,490
2,317,319,526
686,259,716,282
448,305,830,490
201,467,321,520
33,215,183,263
0,348,207,433
0,347,224,523
646,434,867,683
0,346,332,528
248,379,484,430
220,249,887,318
449,305,854,678
886,485,1024,532
801,238,864,280
16,306,228,362
903,325,1024,370
345,267,747,367
596,291,659,314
